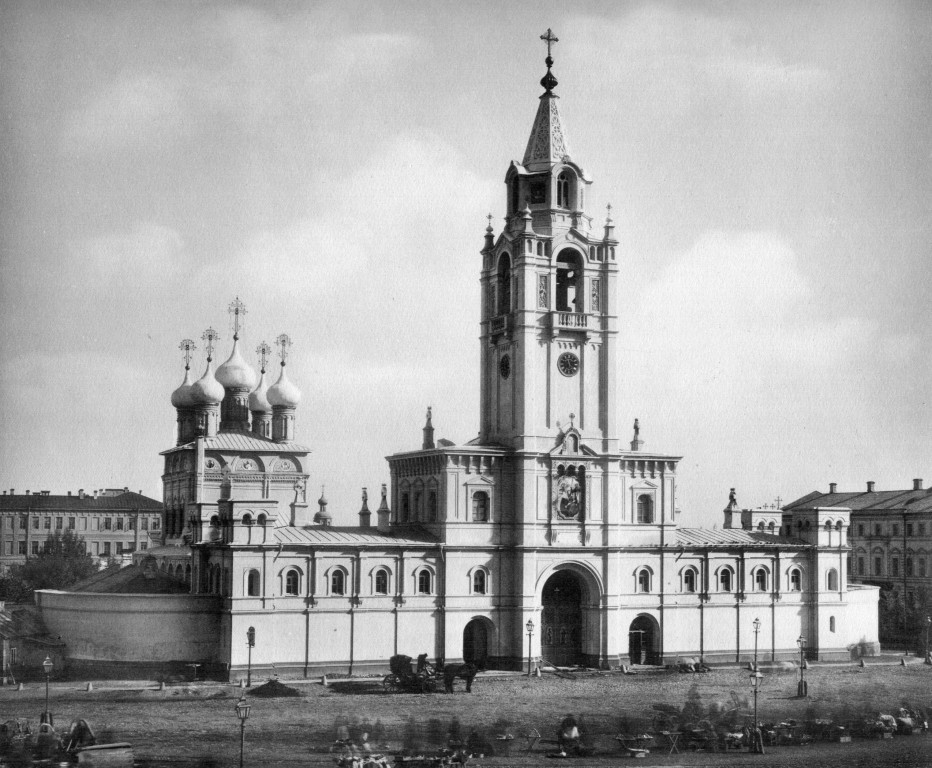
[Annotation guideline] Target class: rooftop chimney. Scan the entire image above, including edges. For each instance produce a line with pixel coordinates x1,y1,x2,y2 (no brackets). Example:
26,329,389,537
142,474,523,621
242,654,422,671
866,481,875,493
377,484,391,533
79,489,85,499
829,482,837,494
67,491,72,496
914,478,924,491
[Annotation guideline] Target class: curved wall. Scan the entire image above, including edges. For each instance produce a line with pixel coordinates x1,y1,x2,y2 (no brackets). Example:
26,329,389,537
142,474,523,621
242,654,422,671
36,590,222,664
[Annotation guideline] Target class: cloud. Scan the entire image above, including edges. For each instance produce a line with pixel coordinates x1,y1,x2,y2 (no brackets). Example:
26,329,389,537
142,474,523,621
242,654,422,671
70,223,187,284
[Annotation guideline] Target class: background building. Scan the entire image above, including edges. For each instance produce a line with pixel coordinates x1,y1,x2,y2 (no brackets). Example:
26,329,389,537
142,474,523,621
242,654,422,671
0,488,163,570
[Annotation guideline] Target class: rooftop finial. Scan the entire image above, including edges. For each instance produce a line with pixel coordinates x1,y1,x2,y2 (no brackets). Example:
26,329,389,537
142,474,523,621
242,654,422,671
539,28,559,92
256,342,272,374
179,339,196,371
201,327,220,362
275,333,293,366
606,203,613,225
486,213,494,232
228,297,246,341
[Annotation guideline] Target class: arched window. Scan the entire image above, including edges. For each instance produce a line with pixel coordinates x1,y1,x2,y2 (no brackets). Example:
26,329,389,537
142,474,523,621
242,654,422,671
826,568,838,591
768,521,775,534
330,569,345,596
257,513,267,527
906,557,913,576
472,491,489,522
374,568,389,595
414,490,423,521
636,495,653,524
537,241,543,256
428,490,438,522
246,569,260,597
719,568,733,592
401,493,410,523
557,172,570,208
185,563,191,584
498,254,512,315
789,568,801,591
417,569,432,594
555,249,582,312
472,569,487,594
829,616,836,633
637,568,651,593
754,568,768,592
682,567,697,593
285,568,300,596
758,521,765,531
242,513,253,526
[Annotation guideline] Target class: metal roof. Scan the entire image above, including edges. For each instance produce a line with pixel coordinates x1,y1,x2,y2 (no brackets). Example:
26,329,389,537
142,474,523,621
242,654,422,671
273,526,438,547
0,491,162,512
162,429,310,454
675,528,805,547
784,488,931,513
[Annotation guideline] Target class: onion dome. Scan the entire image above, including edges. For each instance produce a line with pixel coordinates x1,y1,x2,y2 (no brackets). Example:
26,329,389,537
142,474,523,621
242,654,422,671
267,364,301,408
314,486,331,525
216,338,257,391
248,370,272,414
189,360,225,405
170,368,195,408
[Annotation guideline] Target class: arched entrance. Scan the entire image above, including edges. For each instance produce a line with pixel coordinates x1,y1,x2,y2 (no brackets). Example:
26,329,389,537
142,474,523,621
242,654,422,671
463,619,489,667
628,614,660,666
541,570,584,666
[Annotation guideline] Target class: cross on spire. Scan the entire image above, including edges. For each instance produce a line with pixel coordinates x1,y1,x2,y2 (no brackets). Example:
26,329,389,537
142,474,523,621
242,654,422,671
540,28,559,57
201,327,219,362
275,333,293,366
178,339,196,370
228,296,246,340
256,341,272,374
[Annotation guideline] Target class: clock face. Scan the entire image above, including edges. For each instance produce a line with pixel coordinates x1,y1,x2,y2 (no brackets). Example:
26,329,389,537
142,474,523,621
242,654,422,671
557,352,580,377
499,355,511,380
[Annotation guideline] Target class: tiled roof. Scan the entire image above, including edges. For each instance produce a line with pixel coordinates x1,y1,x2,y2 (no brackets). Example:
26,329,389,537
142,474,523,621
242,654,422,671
273,526,438,547
163,430,310,454
676,528,805,547
0,492,162,512
67,564,189,594
783,489,931,512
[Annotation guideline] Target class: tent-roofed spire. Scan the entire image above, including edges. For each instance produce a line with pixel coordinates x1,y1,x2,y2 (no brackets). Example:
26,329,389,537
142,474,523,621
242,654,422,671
522,28,571,170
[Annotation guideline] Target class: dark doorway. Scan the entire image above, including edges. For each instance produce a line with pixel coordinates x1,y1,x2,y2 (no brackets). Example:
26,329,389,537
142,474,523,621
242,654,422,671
463,619,488,667
628,614,659,665
542,570,584,666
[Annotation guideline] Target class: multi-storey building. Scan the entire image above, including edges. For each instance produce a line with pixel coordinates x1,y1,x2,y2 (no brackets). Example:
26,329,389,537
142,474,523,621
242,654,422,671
0,488,162,570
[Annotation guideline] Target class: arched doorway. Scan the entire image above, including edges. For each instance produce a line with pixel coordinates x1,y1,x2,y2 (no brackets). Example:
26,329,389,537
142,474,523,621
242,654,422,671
463,619,489,667
628,614,660,666
542,570,584,666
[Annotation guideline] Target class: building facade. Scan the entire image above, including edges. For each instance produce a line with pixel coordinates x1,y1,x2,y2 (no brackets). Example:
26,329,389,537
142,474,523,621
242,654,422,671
0,488,162,571
37,38,879,677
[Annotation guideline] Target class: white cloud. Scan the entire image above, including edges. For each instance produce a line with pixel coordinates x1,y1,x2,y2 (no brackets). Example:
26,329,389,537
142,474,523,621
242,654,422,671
70,223,186,283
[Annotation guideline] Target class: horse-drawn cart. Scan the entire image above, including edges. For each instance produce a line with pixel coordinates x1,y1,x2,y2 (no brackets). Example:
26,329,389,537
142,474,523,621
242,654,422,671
383,654,440,693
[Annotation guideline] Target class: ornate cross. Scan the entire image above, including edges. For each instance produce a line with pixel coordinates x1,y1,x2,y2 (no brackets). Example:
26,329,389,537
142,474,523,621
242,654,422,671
540,28,559,57
201,327,219,362
178,339,196,370
228,297,246,340
275,333,293,365
256,341,272,374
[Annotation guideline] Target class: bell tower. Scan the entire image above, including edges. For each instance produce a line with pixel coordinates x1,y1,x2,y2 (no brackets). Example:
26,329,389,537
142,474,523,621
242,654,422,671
479,30,620,455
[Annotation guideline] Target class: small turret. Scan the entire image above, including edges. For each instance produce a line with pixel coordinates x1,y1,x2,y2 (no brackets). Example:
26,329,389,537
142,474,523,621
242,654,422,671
358,487,371,528
377,484,391,533
171,339,198,445
189,328,223,438
314,486,331,526
422,406,435,450
267,334,300,442
249,342,273,438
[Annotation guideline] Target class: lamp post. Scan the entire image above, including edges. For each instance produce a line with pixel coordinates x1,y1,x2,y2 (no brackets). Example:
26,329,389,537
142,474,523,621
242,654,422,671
235,696,251,768
749,671,764,754
796,635,807,697
246,626,256,687
752,617,761,672
41,656,53,726
924,616,931,665
526,619,534,677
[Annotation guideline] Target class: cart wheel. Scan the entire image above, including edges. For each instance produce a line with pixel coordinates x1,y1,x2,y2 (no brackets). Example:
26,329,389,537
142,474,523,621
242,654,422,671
383,674,399,692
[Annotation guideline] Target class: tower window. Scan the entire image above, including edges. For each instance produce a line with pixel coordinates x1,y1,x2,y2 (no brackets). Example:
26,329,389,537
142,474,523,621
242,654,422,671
401,493,410,522
285,568,300,596
428,490,438,522
472,491,489,522
330,569,345,596
472,570,486,594
557,172,570,208
789,568,801,591
636,495,653,524
682,567,696,593
754,568,768,592
417,569,432,594
497,254,512,315
637,568,651,593
374,568,389,595
555,250,582,312
246,569,260,597
718,568,733,592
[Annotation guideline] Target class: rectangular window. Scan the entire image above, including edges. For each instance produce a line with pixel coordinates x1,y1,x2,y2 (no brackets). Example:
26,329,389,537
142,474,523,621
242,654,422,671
920,558,927,577
874,557,882,575
116,518,124,531
919,523,926,536
875,524,882,536
5,541,12,555
141,518,148,530
18,541,26,555
857,557,865,575
892,524,899,536
31,541,39,555
44,517,51,529
140,542,148,550
152,518,159,530
56,517,63,530
68,517,75,529
129,518,135,530
858,524,865,536
891,558,899,577
32,517,39,529
93,541,100,555
103,542,111,556
906,523,913,537
103,518,112,530
19,516,26,529
91,518,99,531
79,518,86,530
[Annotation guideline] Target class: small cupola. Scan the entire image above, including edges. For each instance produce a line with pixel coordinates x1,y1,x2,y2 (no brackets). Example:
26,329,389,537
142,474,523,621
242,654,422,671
171,338,198,445
422,406,435,450
215,298,257,432
267,334,301,442
314,486,331,526
188,328,223,438
249,342,273,439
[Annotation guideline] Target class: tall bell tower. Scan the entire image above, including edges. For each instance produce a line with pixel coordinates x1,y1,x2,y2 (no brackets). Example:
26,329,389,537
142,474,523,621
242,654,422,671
479,30,620,456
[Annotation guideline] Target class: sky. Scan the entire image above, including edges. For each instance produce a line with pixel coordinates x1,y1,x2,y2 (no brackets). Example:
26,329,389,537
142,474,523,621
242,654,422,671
1,1,930,527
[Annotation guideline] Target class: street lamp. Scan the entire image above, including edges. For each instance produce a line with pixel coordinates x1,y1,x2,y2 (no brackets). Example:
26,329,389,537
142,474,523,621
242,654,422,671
924,616,931,665
246,626,256,687
235,696,251,768
749,671,764,754
41,656,53,726
796,635,808,697
752,617,761,672
526,619,535,677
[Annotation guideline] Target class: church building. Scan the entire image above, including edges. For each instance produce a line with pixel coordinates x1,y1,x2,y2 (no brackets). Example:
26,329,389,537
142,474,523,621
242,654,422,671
37,34,879,677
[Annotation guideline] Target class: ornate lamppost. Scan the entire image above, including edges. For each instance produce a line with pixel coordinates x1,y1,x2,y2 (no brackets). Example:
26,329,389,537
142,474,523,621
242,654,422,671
235,696,251,768
526,619,534,677
796,635,808,697
749,671,764,754
752,617,761,671
246,626,256,687
42,656,53,726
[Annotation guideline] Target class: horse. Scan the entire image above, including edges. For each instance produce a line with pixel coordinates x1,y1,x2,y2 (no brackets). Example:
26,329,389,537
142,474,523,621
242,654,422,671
443,662,479,693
